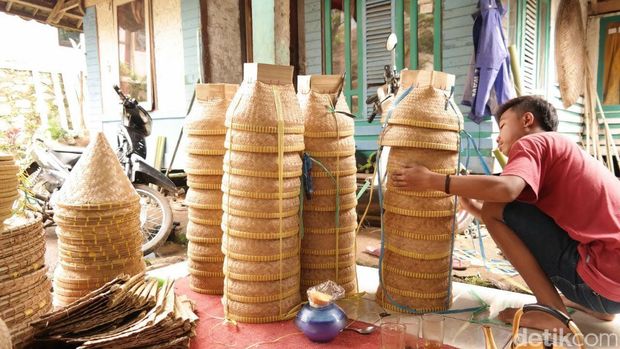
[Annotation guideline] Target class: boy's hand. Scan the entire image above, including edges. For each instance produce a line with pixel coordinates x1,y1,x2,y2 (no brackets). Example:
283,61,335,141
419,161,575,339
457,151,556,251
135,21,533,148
391,164,435,191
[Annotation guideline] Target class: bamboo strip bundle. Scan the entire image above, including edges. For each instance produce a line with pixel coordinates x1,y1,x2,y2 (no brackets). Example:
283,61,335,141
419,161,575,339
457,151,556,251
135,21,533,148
221,63,303,323
297,75,358,297
376,70,462,313
184,83,238,295
52,133,145,307
31,273,198,348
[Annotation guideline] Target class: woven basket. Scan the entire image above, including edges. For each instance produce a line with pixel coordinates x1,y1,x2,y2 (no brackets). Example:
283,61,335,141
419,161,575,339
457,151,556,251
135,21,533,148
187,176,223,191
189,241,225,257
222,194,299,215
301,251,355,269
221,174,300,197
309,174,357,195
381,125,459,152
225,130,304,153
301,230,355,251
301,265,357,293
185,83,238,132
189,207,222,222
185,154,225,175
190,276,224,295
298,75,355,137
221,213,298,235
186,188,223,209
223,292,300,323
308,155,356,174
189,259,226,273
222,234,299,257
303,191,357,212
303,208,357,230
186,135,227,155
55,133,139,206
387,147,459,176
305,137,356,158
186,221,223,240
224,151,302,176
384,190,455,215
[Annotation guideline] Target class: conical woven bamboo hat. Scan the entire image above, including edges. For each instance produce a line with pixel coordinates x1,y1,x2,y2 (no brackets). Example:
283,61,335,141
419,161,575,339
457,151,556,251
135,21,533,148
387,147,458,176
185,83,238,133
55,133,139,207
555,0,585,108
389,83,462,131
381,125,460,152
225,64,304,132
298,75,355,138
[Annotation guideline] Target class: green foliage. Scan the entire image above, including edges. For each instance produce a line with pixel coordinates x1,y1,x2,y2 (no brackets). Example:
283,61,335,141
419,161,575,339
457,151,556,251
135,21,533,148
47,119,68,141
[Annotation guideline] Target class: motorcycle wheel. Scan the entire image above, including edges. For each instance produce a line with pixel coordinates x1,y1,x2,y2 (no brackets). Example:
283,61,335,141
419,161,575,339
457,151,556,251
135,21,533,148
134,184,173,255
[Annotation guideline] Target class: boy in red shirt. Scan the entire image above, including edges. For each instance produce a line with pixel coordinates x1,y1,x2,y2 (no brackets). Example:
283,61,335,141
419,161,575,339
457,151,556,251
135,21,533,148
391,96,620,330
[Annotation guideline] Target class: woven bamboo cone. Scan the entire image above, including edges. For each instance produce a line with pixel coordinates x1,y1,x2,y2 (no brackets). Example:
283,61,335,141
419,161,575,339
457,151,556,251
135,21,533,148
52,133,145,307
298,75,358,297
185,83,237,295
377,70,462,313
221,64,303,322
0,154,19,223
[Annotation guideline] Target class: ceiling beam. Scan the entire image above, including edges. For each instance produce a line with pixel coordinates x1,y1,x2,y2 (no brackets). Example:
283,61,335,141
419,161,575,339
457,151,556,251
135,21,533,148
1,5,81,30
6,0,82,20
5,1,12,11
591,1,620,15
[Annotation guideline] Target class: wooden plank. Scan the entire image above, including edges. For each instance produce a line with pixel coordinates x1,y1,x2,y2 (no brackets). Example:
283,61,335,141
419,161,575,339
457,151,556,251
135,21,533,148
62,72,82,131
591,1,620,15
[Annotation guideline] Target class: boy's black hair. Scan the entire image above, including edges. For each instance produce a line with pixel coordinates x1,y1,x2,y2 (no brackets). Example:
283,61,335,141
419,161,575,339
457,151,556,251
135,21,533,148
495,96,558,132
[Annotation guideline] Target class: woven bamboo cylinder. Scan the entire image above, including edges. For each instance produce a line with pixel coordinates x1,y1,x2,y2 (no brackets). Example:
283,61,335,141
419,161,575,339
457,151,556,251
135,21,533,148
185,83,238,295
52,133,145,307
376,70,462,313
298,75,358,297
221,64,303,323
0,154,19,223
0,214,52,349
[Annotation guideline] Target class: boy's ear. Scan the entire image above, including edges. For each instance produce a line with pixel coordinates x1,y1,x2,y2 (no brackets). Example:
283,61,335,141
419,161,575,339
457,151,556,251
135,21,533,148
521,112,536,128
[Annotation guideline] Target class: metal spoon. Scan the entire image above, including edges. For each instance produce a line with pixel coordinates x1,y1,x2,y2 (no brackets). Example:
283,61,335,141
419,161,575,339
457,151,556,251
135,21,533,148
344,325,377,335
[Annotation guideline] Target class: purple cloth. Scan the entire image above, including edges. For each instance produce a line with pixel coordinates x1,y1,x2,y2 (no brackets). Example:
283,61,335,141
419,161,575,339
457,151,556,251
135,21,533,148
462,0,515,123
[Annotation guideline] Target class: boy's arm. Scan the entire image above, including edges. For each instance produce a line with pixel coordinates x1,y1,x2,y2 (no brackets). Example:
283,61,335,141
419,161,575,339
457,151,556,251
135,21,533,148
391,164,526,203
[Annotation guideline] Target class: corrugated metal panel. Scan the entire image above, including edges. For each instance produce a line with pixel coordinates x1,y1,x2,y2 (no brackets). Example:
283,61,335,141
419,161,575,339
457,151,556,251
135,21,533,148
355,0,391,151
83,7,103,118
304,0,322,74
181,0,201,105
442,0,496,173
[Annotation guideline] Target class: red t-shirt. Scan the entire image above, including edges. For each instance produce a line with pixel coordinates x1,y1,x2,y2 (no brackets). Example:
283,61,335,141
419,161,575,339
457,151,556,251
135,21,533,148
501,132,620,301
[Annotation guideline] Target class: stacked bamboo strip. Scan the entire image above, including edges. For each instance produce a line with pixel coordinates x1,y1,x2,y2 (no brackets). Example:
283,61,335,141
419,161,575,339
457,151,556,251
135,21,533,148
297,75,358,297
185,83,238,295
31,273,198,348
0,154,19,222
221,63,303,323
0,214,52,348
376,70,462,313
52,133,145,307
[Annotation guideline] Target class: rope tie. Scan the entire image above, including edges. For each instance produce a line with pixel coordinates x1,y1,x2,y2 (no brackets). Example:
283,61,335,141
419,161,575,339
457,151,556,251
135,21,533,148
272,86,285,318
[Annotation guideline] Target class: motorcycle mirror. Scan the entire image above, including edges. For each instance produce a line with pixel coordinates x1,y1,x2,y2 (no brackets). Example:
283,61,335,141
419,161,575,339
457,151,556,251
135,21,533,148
386,33,398,51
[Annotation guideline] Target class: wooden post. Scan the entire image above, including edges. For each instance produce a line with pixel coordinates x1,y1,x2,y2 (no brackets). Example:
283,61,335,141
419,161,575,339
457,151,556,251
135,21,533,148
31,70,49,127
52,72,69,129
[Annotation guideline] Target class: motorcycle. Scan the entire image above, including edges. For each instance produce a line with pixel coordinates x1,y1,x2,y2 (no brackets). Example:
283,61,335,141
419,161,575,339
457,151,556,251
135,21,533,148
364,33,475,234
23,86,177,255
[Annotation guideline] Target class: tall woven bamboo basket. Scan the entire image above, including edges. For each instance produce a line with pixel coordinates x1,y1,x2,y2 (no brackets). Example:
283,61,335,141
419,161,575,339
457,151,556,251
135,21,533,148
0,214,52,348
184,83,238,295
297,74,358,297
377,70,462,313
52,133,145,307
221,63,303,323
0,154,19,223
